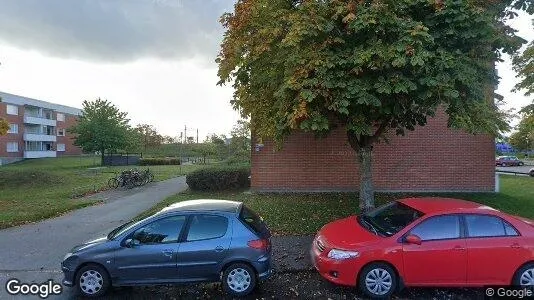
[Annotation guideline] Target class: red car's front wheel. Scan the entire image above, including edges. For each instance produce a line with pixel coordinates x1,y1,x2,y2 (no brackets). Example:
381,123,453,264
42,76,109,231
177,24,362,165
359,263,397,299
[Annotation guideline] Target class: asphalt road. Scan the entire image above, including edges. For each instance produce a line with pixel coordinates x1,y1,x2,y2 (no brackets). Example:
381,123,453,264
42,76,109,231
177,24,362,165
496,165,534,176
0,177,188,299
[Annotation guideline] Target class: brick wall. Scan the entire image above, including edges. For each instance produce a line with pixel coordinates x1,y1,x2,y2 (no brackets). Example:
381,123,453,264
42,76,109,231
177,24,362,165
56,113,83,156
0,102,24,158
251,110,495,192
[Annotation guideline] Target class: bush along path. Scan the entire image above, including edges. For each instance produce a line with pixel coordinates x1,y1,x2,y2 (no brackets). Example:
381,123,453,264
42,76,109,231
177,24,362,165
186,165,250,191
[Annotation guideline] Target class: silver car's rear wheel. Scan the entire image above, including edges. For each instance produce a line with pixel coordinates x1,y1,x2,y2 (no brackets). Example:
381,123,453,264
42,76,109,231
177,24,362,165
227,267,252,292
222,263,257,296
76,264,110,297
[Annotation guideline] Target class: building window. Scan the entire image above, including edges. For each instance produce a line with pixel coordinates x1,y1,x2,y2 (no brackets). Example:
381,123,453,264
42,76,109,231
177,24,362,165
6,104,18,115
57,143,66,152
57,129,65,136
7,142,18,153
8,124,18,134
57,113,65,122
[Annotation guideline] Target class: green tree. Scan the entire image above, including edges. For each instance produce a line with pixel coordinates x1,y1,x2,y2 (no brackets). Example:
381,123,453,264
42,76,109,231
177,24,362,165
135,124,164,151
207,133,229,160
229,119,251,163
513,19,534,97
217,0,529,211
510,101,534,152
69,98,131,165
192,142,218,164
123,128,143,154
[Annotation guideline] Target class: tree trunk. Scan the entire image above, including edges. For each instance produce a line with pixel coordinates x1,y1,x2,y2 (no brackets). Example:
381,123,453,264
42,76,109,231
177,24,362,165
358,146,375,213
101,148,105,166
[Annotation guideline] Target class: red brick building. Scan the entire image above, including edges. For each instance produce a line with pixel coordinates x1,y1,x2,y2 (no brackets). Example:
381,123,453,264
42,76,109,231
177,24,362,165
251,110,495,192
0,91,82,165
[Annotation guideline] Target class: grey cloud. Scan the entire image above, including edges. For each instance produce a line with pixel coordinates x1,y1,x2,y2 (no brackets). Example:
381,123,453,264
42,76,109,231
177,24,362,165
0,0,234,62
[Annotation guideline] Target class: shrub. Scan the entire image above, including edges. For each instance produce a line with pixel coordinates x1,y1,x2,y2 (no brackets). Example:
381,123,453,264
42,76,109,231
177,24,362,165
139,158,181,166
186,166,250,191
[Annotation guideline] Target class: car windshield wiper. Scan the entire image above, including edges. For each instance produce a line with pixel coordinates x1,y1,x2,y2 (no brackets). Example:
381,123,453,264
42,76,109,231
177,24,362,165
107,228,119,240
107,221,132,240
360,215,380,236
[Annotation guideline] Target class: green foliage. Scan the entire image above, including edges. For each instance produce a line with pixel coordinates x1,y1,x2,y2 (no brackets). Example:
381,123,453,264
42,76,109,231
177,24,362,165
191,143,218,164
139,157,181,166
228,119,251,163
217,0,524,145
186,166,250,191
509,100,534,151
217,0,531,209
124,128,143,153
136,124,164,151
513,21,534,97
68,99,132,165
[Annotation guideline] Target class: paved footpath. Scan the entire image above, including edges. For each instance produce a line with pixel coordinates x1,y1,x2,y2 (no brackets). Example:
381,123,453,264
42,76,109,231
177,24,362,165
0,177,188,299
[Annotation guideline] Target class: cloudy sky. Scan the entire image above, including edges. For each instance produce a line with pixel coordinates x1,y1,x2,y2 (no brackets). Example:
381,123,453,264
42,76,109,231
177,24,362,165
0,0,532,139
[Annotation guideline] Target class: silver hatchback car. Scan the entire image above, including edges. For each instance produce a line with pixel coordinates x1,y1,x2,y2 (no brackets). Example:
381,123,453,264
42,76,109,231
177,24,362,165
61,199,272,297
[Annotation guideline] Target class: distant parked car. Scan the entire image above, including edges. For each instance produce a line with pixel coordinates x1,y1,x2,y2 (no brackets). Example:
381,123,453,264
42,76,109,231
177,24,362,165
62,200,272,297
311,198,534,298
530,168,534,177
496,156,524,167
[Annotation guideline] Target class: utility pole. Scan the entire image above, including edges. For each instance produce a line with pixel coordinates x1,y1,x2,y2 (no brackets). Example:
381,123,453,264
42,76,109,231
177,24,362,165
196,129,199,144
184,125,187,144
179,131,183,174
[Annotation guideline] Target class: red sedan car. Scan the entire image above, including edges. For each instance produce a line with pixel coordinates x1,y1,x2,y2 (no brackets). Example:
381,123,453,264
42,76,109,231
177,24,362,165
496,156,525,167
311,198,534,298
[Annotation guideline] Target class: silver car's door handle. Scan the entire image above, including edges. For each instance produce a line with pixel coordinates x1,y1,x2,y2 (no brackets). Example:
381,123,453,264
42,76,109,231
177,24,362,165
162,249,174,257
215,246,224,252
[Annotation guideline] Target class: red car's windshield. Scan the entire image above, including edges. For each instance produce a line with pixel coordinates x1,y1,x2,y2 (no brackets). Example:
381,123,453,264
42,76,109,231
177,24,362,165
360,202,424,237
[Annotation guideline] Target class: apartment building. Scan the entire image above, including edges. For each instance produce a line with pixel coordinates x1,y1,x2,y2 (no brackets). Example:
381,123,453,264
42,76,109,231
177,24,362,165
0,91,82,165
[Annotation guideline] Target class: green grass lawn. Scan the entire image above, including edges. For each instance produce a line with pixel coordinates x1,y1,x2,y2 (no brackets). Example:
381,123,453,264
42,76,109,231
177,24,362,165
0,156,206,229
140,175,534,235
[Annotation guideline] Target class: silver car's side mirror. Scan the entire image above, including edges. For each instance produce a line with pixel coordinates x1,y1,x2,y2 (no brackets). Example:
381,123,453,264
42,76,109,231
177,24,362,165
123,238,140,248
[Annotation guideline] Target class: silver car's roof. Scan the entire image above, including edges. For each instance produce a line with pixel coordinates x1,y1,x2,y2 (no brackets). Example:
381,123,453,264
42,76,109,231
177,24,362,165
158,199,241,214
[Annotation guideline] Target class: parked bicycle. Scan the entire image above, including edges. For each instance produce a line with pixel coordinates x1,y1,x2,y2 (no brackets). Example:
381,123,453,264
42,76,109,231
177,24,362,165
108,168,153,189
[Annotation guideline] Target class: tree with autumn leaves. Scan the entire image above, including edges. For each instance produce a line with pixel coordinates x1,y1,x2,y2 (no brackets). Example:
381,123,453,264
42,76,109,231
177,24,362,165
217,0,533,211
0,97,9,135
0,119,8,136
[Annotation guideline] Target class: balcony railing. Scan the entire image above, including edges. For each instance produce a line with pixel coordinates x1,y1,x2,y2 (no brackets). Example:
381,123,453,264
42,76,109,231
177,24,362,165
23,115,56,126
24,151,57,158
23,133,57,142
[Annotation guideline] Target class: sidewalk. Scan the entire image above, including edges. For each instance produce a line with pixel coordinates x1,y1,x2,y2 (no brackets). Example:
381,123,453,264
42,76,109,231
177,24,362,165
0,176,188,299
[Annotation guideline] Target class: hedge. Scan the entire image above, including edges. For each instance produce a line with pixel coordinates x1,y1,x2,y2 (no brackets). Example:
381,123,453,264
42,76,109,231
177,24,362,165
139,158,181,166
186,166,250,191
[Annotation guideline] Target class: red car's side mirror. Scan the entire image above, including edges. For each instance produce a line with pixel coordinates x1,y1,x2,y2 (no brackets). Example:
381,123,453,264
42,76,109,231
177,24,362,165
405,234,422,245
